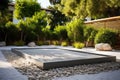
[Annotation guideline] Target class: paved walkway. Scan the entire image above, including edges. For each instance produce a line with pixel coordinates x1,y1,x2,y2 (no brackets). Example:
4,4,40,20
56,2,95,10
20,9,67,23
0,51,28,80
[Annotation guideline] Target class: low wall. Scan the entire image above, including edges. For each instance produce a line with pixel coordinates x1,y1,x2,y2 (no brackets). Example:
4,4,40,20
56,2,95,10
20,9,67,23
84,16,120,31
84,16,120,49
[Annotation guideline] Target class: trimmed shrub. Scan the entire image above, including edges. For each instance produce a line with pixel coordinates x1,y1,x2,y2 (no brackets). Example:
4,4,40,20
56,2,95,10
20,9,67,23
95,29,117,46
66,19,84,42
61,41,68,46
84,26,94,41
14,40,25,46
52,40,60,45
42,26,51,41
73,42,85,49
84,26,98,47
36,41,44,46
84,26,97,41
43,41,50,45
51,32,59,40
88,29,98,42
54,25,68,41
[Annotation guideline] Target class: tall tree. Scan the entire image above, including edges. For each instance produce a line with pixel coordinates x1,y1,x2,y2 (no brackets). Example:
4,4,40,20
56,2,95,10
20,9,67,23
0,0,10,20
58,0,120,19
14,0,41,19
0,0,13,41
32,11,47,41
48,6,69,30
0,0,9,11
66,19,84,42
17,11,47,42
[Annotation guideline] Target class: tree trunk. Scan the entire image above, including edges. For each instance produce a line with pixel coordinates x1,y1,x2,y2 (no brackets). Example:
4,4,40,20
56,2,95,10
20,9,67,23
20,31,23,41
5,34,7,42
37,35,39,41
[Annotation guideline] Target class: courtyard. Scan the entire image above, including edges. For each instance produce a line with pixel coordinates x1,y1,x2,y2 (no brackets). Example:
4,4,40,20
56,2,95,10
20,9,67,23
0,0,120,80
0,46,120,80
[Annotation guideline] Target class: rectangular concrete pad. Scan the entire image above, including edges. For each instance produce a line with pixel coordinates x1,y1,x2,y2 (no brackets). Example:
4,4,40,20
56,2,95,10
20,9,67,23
11,48,116,69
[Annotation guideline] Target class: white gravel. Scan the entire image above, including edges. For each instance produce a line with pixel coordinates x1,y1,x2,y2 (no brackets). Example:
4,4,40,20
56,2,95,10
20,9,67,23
2,50,120,80
54,70,120,80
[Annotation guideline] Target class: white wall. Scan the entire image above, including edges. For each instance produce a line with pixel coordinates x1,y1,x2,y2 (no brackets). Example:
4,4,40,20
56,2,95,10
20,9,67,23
13,18,19,24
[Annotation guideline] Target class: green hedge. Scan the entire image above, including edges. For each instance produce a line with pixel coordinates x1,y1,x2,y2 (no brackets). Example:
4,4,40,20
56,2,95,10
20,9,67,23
95,29,117,46
14,40,25,46
66,19,84,42
73,42,85,49
84,27,97,42
61,41,68,46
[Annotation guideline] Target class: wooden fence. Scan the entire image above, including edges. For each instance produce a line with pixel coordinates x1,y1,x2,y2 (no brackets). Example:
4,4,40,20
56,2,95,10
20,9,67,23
84,16,120,31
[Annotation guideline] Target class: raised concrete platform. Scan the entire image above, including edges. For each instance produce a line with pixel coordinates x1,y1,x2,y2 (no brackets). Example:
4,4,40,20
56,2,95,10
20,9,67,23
0,51,28,80
12,48,116,69
58,46,120,61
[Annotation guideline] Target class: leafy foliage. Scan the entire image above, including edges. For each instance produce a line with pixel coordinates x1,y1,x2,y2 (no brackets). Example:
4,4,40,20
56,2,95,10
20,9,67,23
52,40,60,45
61,41,68,46
42,26,52,41
54,25,68,41
1,0,119,46
84,26,98,47
5,21,19,42
0,0,9,11
32,11,47,41
17,20,27,41
36,41,44,46
73,42,85,49
66,19,84,42
48,6,69,30
24,18,37,42
17,11,47,42
0,0,12,41
58,0,120,19
14,0,41,19
14,40,25,46
95,29,117,46
0,11,12,26
84,26,98,42
84,26,94,41
88,29,98,42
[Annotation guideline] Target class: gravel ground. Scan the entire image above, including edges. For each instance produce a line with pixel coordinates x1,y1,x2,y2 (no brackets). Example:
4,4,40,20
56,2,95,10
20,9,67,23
2,50,120,80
